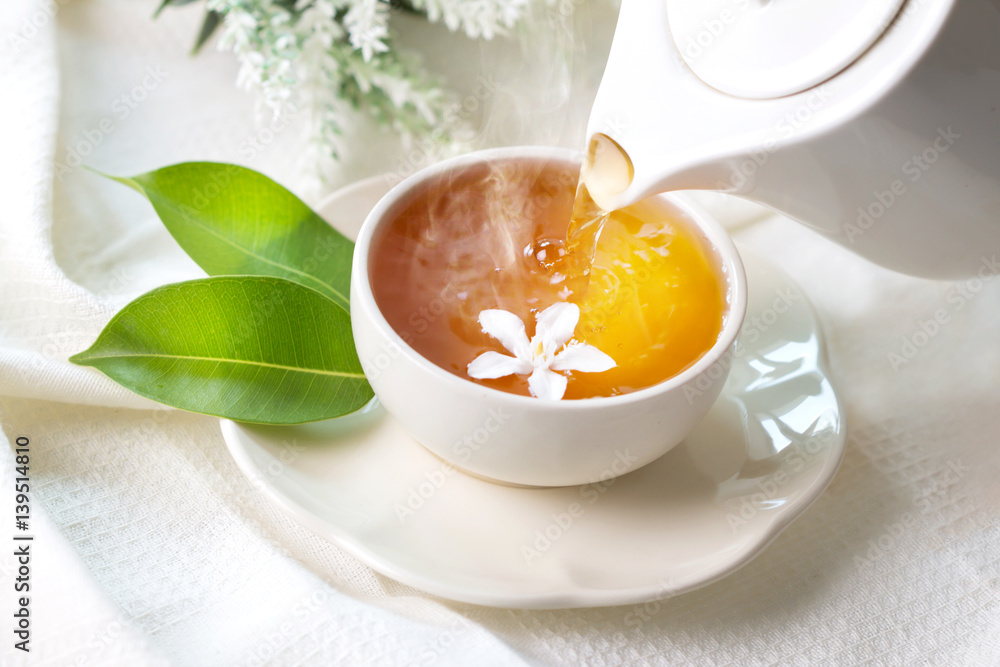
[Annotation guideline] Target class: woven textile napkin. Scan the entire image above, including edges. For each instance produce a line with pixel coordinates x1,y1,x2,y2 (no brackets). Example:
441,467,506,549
1,1,998,665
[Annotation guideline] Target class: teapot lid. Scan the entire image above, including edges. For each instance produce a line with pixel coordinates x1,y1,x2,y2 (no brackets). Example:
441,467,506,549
667,0,907,99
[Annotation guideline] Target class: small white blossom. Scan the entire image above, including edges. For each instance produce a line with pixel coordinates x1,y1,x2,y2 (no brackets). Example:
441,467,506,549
411,0,530,39
467,302,616,400
343,0,390,62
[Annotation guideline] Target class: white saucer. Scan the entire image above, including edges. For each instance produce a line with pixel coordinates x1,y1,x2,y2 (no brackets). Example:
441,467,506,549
219,176,845,609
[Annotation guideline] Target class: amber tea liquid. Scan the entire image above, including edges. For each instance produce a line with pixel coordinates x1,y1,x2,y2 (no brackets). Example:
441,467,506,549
370,157,725,399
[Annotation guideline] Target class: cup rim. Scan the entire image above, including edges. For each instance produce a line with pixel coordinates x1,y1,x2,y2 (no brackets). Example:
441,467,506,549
352,145,748,410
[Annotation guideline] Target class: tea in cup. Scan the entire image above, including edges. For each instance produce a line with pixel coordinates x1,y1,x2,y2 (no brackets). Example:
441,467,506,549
351,147,746,487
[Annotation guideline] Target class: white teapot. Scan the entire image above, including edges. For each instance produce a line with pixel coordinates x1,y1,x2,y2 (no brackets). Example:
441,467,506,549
584,0,1000,278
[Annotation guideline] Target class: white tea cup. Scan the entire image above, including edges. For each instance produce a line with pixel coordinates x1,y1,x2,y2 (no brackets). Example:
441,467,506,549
351,146,747,487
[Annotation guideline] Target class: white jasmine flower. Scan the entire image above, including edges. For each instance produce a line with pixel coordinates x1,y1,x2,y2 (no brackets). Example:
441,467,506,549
467,302,616,400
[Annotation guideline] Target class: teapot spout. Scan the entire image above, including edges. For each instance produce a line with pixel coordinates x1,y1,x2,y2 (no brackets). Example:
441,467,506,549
584,0,732,210
584,0,762,211
582,130,734,212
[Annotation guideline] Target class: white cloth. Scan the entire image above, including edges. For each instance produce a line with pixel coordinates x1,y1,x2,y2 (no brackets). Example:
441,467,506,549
1,0,998,665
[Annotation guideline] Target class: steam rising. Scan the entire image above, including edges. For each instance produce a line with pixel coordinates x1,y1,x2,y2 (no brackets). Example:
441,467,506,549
470,0,619,150
422,159,578,339
371,3,621,344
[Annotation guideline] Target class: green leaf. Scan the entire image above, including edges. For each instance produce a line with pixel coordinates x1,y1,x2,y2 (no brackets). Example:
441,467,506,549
191,10,222,55
105,163,354,312
153,0,200,19
70,276,373,425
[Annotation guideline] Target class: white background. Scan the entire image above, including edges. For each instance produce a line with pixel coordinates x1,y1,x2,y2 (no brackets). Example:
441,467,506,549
1,0,999,664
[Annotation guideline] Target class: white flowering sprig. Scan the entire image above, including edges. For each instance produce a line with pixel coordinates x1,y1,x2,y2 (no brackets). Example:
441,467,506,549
467,302,616,400
161,0,550,177
207,0,447,153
